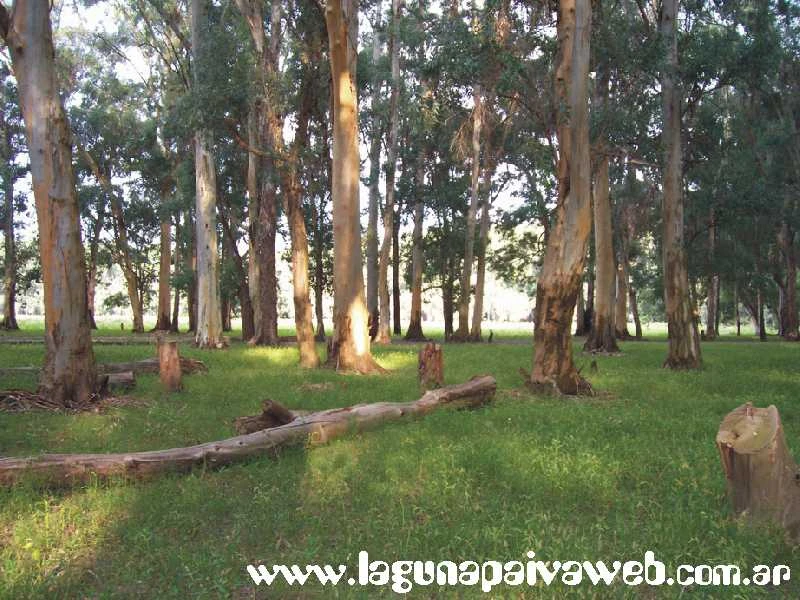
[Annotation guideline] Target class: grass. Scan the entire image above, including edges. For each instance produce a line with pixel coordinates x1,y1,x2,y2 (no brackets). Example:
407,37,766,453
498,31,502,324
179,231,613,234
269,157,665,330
0,322,799,598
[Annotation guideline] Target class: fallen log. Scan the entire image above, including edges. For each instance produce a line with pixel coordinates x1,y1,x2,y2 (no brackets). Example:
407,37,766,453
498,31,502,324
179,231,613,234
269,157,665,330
101,371,136,392
0,357,207,378
0,375,496,487
716,403,800,541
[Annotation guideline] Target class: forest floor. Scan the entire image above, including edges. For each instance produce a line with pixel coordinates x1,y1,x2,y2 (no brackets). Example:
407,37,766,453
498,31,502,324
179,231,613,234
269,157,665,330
0,323,799,598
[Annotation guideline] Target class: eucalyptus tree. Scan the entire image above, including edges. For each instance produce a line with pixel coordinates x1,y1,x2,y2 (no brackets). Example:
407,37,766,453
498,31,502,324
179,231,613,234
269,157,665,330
324,0,383,372
0,0,96,406
527,0,593,395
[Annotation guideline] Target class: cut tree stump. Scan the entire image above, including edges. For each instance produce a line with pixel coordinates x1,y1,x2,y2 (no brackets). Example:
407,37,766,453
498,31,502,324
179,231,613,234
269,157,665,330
158,340,183,392
233,399,297,434
99,371,136,393
418,342,444,389
0,375,496,487
716,403,800,541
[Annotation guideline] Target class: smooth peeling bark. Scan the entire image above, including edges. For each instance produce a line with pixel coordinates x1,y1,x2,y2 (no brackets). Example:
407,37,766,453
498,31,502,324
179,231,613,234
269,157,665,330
529,0,593,396
660,0,701,368
0,0,96,405
191,0,223,349
584,152,618,353
376,0,401,344
453,85,483,340
405,154,426,341
324,0,383,373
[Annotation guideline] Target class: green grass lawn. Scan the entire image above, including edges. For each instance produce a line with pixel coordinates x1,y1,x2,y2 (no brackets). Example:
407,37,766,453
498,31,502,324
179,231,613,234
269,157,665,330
0,326,799,598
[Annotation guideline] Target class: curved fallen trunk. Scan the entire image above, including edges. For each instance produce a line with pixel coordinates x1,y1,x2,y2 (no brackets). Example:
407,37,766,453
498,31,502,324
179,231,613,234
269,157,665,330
0,375,496,487
0,357,206,377
716,403,800,541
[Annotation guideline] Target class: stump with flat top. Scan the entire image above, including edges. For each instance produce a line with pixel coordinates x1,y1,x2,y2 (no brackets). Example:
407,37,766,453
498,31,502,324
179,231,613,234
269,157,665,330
418,342,444,389
716,403,800,541
158,340,182,392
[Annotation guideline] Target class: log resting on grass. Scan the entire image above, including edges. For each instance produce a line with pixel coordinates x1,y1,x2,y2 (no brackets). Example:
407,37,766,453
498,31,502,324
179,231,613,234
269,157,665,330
716,403,800,541
0,357,207,377
0,375,496,487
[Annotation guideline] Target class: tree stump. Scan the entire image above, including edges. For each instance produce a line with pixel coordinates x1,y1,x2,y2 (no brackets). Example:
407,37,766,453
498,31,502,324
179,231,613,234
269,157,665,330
158,340,182,392
418,342,444,389
716,403,800,541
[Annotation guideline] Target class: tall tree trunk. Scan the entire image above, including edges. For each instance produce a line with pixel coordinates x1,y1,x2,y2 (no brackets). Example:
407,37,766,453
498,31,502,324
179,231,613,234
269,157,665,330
1,122,17,330
376,0,401,344
155,215,172,331
574,279,586,336
312,194,326,342
283,72,320,368
705,208,719,339
405,152,426,341
324,0,382,373
218,202,254,341
246,106,262,337
171,213,181,332
454,85,483,340
392,206,401,336
443,257,455,341
614,239,630,339
470,164,494,341
0,0,96,405
629,285,643,339
529,0,593,395
660,0,701,369
185,209,197,333
778,221,798,340
735,280,741,336
86,207,104,330
583,268,594,333
585,141,618,353
366,6,382,340
191,0,223,348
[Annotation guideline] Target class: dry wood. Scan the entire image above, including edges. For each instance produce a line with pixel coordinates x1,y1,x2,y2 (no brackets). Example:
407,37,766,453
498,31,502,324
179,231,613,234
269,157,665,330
716,403,800,541
0,375,496,486
418,342,444,389
233,399,297,434
158,340,183,391
101,372,136,392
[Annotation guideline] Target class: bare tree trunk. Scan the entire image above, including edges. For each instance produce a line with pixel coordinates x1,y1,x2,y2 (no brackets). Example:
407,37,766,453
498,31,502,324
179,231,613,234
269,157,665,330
283,73,320,368
324,0,382,373
366,7,382,339
86,207,104,330
470,171,493,341
529,0,593,395
705,208,719,339
0,0,96,405
191,0,223,349
660,0,701,369
1,123,17,330
574,279,586,336
376,0,401,344
219,204,254,341
155,216,172,330
585,143,618,353
629,285,643,339
454,85,483,340
392,206,401,335
405,153,426,341
778,221,798,340
312,195,326,342
614,240,630,339
246,106,262,336
186,210,197,333
170,214,181,332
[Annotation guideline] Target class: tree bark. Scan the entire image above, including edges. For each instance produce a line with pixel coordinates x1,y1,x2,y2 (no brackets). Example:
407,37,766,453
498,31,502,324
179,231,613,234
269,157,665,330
325,0,383,373
376,0,401,344
191,0,224,349
470,169,493,341
716,403,800,542
705,208,720,339
405,152,426,341
366,7,382,339
155,215,172,331
312,194,327,342
246,106,262,336
418,342,443,389
1,114,17,330
219,204,254,341
0,0,97,407
585,145,619,353
629,284,643,339
529,0,593,395
86,206,104,330
392,204,401,335
158,340,182,392
0,376,496,486
660,0,701,369
453,85,483,340
170,214,181,332
777,221,798,340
